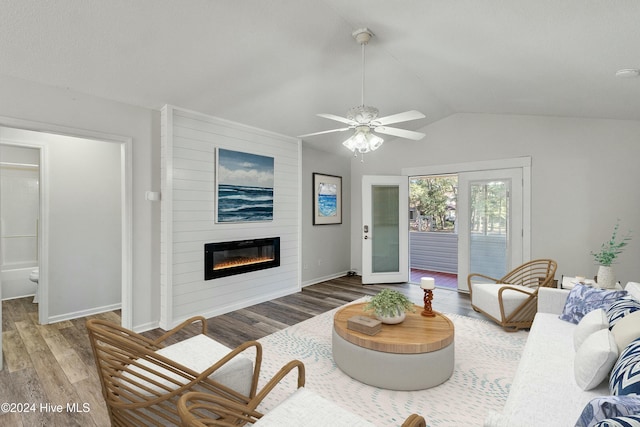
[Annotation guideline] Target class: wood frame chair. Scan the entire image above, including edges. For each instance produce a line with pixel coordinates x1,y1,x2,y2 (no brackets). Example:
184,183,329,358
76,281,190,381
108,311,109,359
468,259,557,331
177,381,427,427
86,316,262,426
176,360,306,426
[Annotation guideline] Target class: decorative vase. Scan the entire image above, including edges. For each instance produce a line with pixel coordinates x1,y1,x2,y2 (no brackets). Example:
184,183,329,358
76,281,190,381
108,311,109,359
597,265,616,289
376,311,406,324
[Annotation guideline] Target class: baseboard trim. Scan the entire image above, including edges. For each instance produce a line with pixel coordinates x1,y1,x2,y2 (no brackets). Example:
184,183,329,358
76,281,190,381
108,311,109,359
302,271,351,287
133,321,161,334
1,293,36,302
47,303,122,324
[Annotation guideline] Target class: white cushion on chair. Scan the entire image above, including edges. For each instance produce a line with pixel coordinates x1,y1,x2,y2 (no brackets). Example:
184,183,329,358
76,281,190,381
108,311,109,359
253,387,375,427
472,283,536,321
125,334,254,396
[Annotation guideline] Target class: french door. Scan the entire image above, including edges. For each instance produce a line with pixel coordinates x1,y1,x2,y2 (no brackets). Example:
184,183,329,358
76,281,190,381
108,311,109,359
457,168,523,291
361,175,409,284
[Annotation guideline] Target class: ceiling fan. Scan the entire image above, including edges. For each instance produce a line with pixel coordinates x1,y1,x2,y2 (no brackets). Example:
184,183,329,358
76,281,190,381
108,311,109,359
298,28,426,156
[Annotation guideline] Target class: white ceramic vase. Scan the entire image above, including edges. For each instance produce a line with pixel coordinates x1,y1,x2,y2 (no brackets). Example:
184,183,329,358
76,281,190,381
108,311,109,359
376,311,406,324
597,265,616,289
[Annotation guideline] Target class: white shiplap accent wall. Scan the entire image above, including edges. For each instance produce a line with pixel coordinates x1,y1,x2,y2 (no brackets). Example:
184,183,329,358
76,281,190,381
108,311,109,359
160,105,301,329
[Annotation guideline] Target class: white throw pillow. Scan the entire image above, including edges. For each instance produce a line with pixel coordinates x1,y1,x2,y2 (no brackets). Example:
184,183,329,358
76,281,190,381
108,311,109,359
574,308,609,351
611,310,640,353
574,328,618,390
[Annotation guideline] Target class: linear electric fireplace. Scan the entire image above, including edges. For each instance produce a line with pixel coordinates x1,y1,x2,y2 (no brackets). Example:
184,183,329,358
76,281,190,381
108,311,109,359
204,237,280,280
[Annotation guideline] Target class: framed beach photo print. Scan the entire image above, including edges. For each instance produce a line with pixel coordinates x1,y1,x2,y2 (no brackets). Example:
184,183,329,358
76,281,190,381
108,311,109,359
216,148,274,223
313,173,342,225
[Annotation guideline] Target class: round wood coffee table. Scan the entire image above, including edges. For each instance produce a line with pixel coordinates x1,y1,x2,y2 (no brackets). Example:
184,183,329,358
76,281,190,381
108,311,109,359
332,302,455,390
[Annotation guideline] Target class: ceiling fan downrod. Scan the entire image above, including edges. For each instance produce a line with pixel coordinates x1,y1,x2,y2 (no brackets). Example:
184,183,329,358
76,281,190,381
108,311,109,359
352,28,373,107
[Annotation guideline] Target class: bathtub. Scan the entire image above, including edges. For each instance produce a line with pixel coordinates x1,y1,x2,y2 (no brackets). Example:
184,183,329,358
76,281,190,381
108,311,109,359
1,261,37,300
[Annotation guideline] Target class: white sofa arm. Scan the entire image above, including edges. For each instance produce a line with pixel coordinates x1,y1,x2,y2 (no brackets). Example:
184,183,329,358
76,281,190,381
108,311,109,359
625,282,640,300
538,287,570,314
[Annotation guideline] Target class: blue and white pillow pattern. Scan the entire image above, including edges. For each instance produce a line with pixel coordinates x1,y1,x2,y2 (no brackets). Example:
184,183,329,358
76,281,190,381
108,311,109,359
559,284,628,324
593,415,640,427
610,337,640,396
575,396,640,427
607,298,640,330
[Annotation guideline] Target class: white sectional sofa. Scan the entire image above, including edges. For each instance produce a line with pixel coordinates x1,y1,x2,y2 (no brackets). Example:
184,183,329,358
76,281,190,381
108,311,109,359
485,282,640,427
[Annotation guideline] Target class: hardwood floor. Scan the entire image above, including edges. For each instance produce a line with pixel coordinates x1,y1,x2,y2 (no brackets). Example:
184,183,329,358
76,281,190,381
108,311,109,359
409,269,458,291
0,297,119,426
0,275,480,426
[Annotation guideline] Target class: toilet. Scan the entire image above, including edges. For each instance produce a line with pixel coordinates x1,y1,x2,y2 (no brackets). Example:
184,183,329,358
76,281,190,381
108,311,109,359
29,267,39,303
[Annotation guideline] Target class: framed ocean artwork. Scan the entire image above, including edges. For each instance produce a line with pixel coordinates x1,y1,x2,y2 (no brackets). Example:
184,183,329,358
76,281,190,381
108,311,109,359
216,148,274,223
313,173,342,225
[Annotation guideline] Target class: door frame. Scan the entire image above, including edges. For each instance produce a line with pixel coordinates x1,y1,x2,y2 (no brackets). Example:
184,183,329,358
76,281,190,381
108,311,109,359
0,116,133,328
402,157,531,289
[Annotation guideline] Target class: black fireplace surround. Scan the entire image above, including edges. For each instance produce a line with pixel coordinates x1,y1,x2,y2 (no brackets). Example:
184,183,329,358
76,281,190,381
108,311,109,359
204,237,280,280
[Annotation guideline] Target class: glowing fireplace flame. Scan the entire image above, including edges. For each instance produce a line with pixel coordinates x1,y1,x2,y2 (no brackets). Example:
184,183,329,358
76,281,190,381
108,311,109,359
213,256,275,270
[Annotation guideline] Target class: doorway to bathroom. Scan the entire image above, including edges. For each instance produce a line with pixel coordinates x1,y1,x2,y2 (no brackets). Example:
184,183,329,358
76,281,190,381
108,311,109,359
0,120,132,329
0,145,40,307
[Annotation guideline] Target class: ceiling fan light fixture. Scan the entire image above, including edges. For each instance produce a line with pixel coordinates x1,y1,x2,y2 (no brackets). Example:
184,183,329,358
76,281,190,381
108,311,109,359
366,132,384,151
342,126,383,154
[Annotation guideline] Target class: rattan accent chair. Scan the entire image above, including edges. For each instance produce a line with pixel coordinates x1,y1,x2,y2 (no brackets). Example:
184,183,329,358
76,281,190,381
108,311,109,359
177,382,427,427
468,259,558,332
86,316,262,426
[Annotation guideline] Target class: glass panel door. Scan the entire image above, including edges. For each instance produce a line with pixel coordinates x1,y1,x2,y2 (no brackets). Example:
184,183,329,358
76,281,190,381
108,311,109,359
362,175,408,284
469,180,509,279
458,168,523,291
372,185,400,273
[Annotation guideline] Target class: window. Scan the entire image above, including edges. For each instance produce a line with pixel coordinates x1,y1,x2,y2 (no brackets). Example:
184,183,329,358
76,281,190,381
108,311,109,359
409,175,457,233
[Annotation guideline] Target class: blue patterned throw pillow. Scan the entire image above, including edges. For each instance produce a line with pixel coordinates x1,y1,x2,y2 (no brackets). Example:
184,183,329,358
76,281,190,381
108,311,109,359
575,396,640,427
559,284,628,324
610,337,640,396
607,298,640,330
593,415,640,427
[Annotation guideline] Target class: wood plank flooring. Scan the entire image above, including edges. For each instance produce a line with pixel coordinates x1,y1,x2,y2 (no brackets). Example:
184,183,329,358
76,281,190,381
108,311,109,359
410,269,458,291
1,275,481,426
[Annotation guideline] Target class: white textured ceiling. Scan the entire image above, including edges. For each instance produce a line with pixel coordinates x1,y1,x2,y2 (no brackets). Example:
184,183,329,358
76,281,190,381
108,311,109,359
2,0,640,154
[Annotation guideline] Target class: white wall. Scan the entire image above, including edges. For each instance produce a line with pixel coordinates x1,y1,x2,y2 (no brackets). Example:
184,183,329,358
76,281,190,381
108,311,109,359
350,113,640,285
301,145,352,284
0,75,159,329
47,133,122,319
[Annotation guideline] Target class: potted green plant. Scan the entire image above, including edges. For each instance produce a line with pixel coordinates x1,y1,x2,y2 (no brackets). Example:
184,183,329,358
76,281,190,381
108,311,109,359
364,289,416,324
591,220,631,288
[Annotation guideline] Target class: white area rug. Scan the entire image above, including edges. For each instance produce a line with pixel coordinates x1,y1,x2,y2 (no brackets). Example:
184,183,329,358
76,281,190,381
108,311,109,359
255,300,528,427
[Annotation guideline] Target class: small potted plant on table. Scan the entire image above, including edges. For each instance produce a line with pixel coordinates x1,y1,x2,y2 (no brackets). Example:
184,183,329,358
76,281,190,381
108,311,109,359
591,220,631,289
364,289,416,324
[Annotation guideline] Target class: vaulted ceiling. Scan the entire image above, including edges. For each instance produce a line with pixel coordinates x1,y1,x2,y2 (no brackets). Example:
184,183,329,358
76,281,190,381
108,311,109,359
2,1,640,154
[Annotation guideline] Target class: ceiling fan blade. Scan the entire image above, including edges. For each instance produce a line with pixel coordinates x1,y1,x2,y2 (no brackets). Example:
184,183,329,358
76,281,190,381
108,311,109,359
297,127,351,138
374,126,426,141
374,110,425,126
317,113,358,126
